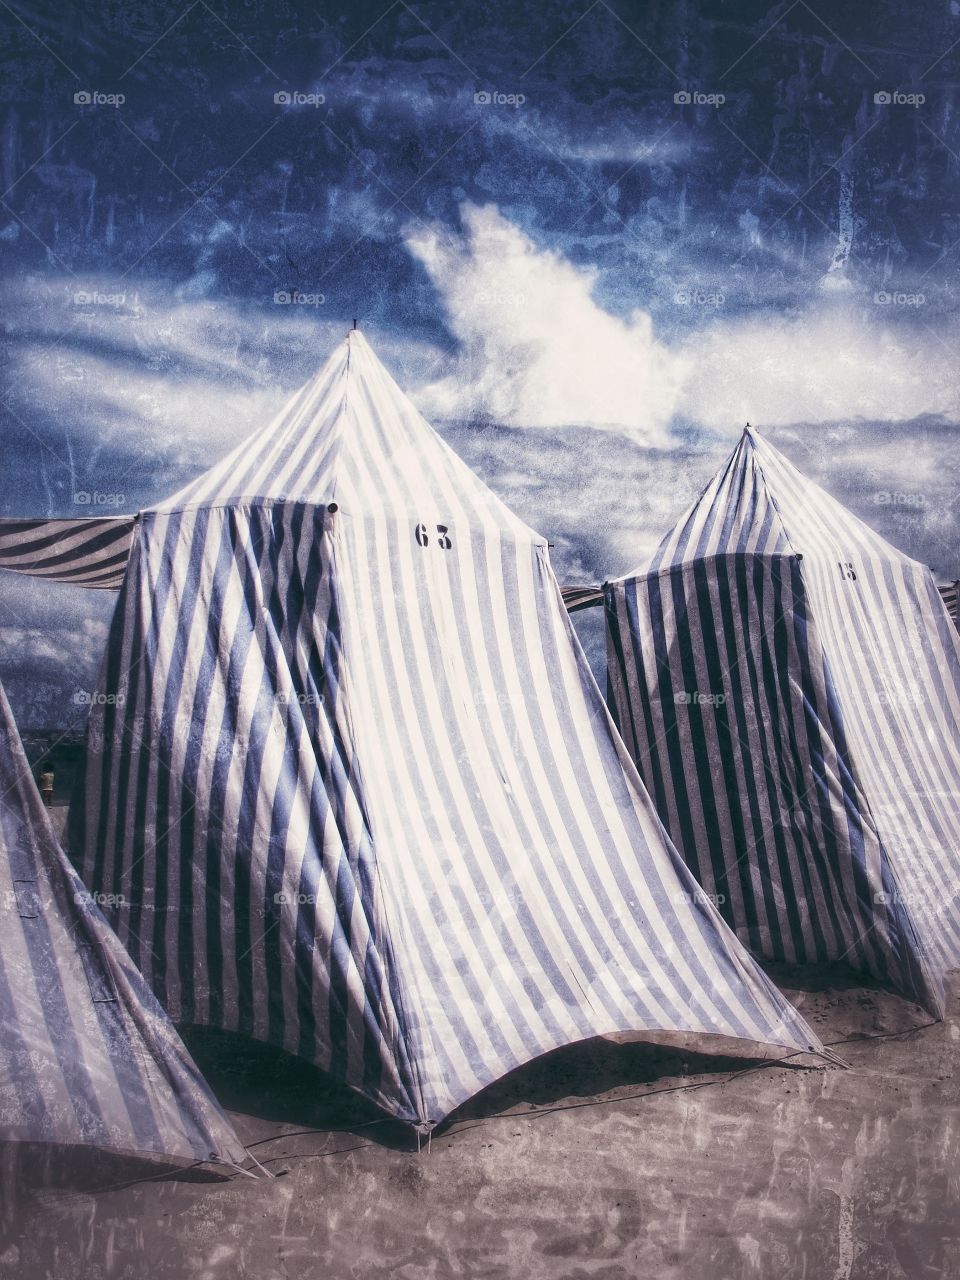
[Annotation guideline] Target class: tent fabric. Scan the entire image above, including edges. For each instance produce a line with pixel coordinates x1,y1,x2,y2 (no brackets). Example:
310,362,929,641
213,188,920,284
940,581,960,631
605,427,960,1018
0,679,245,1167
0,517,136,589
68,332,824,1132
560,584,603,613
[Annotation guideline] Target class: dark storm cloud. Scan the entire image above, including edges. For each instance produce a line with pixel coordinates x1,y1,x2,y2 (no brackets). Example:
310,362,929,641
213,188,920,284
2,1,959,312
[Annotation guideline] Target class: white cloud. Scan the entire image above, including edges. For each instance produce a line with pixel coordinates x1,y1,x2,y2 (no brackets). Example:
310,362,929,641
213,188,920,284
408,203,960,439
680,308,960,430
406,204,687,443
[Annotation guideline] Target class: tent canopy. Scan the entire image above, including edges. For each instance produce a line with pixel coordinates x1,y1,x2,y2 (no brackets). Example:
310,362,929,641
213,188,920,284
0,678,245,1167
605,426,960,1018
68,333,825,1131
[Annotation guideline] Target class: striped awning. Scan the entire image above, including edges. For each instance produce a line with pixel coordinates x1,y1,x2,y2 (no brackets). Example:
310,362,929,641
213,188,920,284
560,584,603,613
0,517,136,589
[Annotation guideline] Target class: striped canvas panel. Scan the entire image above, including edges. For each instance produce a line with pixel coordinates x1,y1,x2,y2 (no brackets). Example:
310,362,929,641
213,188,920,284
0,517,136,589
69,335,825,1131
606,428,960,1016
73,502,417,1121
745,434,960,980
560,584,604,613
0,680,244,1166
939,581,960,629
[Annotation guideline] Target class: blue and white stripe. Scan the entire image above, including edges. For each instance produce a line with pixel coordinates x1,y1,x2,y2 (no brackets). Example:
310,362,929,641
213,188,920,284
69,335,825,1131
940,581,960,631
0,517,135,589
0,678,245,1167
606,427,960,1017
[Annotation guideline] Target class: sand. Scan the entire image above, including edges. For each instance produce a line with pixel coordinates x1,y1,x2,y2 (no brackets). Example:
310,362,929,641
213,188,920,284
1,961,957,1279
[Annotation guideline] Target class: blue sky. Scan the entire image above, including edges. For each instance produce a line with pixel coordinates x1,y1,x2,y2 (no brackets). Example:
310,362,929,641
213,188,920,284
2,0,960,724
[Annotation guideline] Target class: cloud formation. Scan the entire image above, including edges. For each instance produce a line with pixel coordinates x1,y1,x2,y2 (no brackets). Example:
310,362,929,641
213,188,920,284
406,204,687,444
680,308,960,431
408,204,960,438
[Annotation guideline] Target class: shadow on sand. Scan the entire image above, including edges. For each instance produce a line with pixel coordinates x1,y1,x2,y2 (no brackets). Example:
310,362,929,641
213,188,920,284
181,1024,800,1156
0,1140,230,1227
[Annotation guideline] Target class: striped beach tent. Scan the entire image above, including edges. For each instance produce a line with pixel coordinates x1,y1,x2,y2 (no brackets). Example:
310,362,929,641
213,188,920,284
0,678,245,1169
68,332,826,1132
605,426,960,1018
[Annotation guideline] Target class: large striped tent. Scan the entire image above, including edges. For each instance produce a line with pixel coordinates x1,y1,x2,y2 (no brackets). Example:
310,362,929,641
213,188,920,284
605,427,960,1018
67,331,825,1131
0,678,245,1168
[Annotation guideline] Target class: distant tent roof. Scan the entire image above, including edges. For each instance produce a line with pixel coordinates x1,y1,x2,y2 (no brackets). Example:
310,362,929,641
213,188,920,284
68,332,825,1132
605,426,960,1018
0,517,136,589
0,679,245,1168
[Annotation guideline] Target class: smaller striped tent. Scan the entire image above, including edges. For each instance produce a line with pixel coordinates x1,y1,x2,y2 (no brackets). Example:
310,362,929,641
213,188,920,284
69,332,827,1132
0,517,136,589
605,427,960,1018
0,679,245,1169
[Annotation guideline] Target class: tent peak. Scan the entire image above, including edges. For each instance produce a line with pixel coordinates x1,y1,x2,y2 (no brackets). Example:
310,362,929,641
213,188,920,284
345,325,371,354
